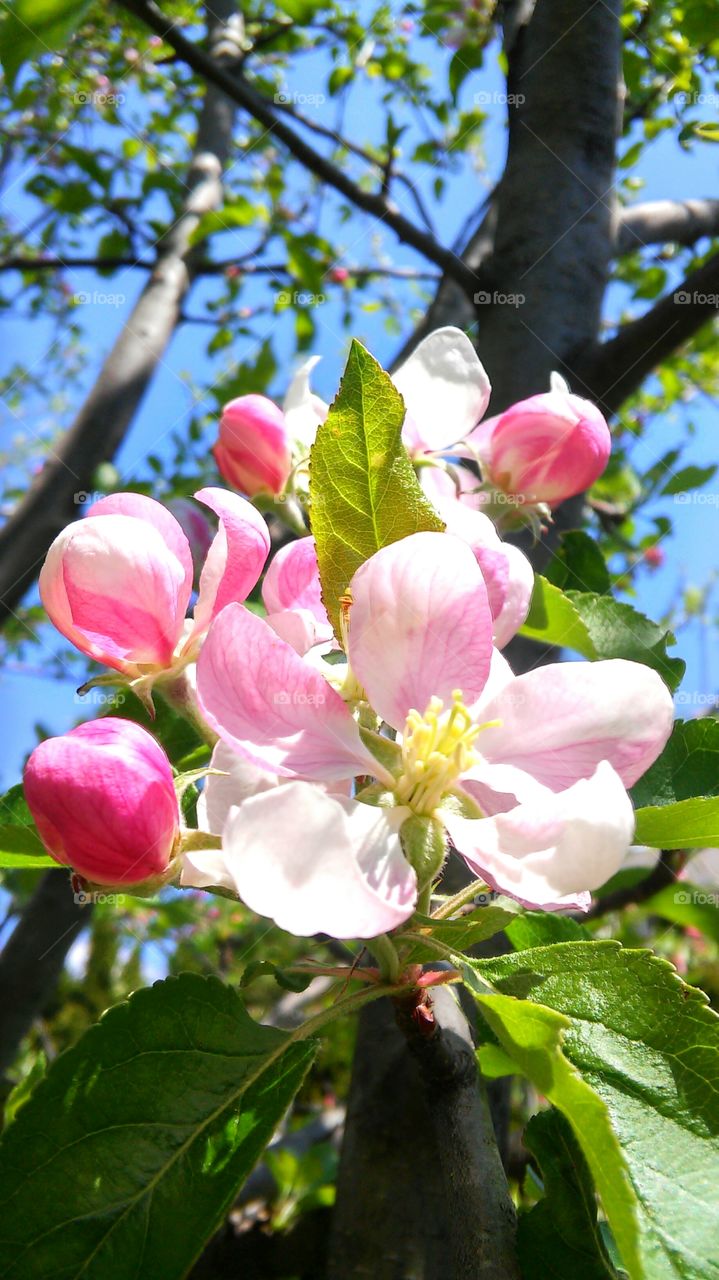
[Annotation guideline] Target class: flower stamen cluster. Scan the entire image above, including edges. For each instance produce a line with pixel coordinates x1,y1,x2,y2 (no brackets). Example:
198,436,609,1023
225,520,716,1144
395,691,484,816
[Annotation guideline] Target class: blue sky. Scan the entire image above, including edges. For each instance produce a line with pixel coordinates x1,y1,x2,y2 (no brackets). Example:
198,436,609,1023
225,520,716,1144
1,24,718,787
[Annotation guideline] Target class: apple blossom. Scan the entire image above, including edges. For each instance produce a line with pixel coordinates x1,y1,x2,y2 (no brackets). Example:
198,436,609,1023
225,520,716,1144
189,531,673,937
39,488,270,678
465,372,611,508
214,394,292,497
24,719,180,887
261,535,334,652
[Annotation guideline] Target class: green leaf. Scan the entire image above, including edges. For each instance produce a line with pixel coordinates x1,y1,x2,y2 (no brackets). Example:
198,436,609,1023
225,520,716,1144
545,530,611,595
639,882,719,944
468,986,641,1278
660,464,717,496
518,1108,619,1279
309,340,444,635
0,974,318,1279
630,718,719,810
474,941,719,1280
0,0,91,87
189,199,264,246
0,784,54,868
520,578,684,690
505,911,591,951
633,795,719,848
404,900,520,960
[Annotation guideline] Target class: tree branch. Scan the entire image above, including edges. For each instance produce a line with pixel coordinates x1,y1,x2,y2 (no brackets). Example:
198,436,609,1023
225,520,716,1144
0,871,90,1079
0,255,440,282
617,199,719,255
395,985,520,1280
0,1,243,623
113,0,476,293
577,249,719,414
581,851,684,921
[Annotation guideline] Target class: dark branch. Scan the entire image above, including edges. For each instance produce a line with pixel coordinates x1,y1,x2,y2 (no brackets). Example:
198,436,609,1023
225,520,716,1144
113,0,477,294
581,851,684,922
0,255,440,282
395,985,520,1280
576,250,719,414
617,199,719,255
0,871,90,1079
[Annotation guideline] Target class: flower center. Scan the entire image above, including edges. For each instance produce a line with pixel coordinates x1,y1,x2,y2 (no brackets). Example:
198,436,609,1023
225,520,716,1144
394,690,482,817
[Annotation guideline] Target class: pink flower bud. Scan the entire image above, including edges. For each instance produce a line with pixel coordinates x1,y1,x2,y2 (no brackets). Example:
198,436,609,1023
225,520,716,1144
40,490,269,676
214,394,292,497
479,383,611,507
329,267,349,283
643,545,665,569
24,719,180,886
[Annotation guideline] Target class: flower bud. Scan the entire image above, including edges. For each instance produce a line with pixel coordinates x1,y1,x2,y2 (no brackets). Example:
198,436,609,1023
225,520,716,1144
214,394,292,497
479,379,611,507
24,719,180,887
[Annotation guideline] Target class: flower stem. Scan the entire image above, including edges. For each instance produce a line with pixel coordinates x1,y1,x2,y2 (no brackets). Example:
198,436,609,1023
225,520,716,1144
369,933,402,982
431,878,491,919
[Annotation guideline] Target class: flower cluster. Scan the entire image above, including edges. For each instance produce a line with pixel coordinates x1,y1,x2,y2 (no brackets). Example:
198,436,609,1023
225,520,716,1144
24,329,672,941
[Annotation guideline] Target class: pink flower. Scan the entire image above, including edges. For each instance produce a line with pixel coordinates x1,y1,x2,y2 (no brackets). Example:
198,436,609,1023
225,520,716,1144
392,326,491,459
262,536,334,652
466,374,611,507
40,489,270,677
214,394,292,497
166,498,214,578
24,719,180,886
189,532,673,937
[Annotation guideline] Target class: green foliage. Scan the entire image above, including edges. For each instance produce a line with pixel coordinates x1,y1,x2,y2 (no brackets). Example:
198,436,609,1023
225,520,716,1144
545,530,611,595
469,983,641,1278
0,0,91,87
403,900,520,960
520,577,685,690
0,974,318,1279
0,783,54,868
518,1108,620,1280
631,717,719,809
309,339,444,635
634,795,719,848
473,941,719,1280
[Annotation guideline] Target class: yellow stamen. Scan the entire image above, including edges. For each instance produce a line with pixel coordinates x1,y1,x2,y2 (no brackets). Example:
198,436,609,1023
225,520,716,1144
394,690,492,817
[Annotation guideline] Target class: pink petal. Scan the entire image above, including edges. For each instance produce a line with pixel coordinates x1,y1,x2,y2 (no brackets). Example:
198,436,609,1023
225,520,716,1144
476,659,675,790
40,515,191,671
445,761,634,907
196,603,377,780
433,500,533,647
218,784,417,938
191,488,271,637
262,537,332,633
348,532,494,729
392,327,492,455
266,608,329,655
197,741,278,835
88,493,194,599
